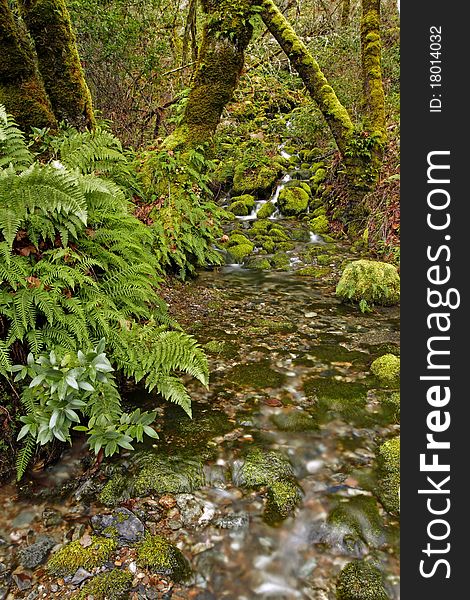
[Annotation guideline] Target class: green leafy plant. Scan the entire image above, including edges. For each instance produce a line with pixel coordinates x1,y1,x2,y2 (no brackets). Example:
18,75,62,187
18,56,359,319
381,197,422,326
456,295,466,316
12,340,159,479
0,107,210,474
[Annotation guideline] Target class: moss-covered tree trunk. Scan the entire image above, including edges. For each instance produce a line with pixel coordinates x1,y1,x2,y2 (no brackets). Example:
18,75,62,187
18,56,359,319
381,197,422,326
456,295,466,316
259,0,354,157
19,0,95,130
163,0,254,150
0,0,56,131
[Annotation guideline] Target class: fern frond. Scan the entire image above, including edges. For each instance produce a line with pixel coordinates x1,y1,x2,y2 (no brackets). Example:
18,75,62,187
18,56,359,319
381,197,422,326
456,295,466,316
16,437,36,481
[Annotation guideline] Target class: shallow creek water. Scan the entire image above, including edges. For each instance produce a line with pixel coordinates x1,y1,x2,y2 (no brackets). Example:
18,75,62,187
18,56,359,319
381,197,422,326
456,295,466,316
0,215,400,599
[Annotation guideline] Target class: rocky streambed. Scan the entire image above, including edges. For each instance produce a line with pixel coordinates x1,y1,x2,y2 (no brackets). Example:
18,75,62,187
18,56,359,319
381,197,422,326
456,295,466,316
0,166,400,599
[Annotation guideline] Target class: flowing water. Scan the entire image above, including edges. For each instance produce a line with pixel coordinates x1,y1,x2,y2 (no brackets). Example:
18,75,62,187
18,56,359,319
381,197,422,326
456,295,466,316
0,180,400,599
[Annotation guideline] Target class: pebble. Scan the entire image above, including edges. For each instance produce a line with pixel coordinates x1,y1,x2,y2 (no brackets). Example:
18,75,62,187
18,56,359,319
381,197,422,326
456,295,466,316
158,495,177,510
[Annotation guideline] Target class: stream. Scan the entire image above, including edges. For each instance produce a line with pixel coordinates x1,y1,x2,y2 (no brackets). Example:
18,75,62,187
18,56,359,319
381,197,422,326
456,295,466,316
0,179,400,599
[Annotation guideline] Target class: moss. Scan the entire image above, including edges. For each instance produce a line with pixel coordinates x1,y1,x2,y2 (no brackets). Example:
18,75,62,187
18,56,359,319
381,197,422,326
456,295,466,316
227,242,254,263
203,339,238,358
228,233,251,247
327,495,386,549
311,167,327,185
309,215,330,234
47,536,117,577
336,560,388,600
233,162,282,196
19,0,95,129
226,361,286,389
229,200,250,216
265,479,302,523
270,410,317,432
268,227,290,242
304,378,370,425
246,257,271,270
98,473,128,507
133,452,205,496
257,202,276,218
316,254,332,265
77,569,132,600
376,437,400,516
296,266,331,277
0,0,57,131
253,319,295,333
336,260,400,306
271,251,290,271
277,241,295,252
236,449,294,487
370,354,400,386
137,535,191,582
278,187,309,216
231,193,255,207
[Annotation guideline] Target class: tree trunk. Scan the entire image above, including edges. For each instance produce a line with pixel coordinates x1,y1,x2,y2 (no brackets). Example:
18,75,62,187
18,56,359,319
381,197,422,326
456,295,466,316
341,0,351,26
259,0,354,157
0,0,56,131
361,0,385,142
163,0,254,150
19,0,95,130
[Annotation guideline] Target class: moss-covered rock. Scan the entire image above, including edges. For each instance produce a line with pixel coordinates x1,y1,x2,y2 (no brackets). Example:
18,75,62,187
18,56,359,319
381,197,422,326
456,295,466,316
271,251,290,271
133,452,205,497
257,201,276,218
327,495,387,549
336,560,388,600
227,242,254,263
309,215,330,234
246,257,271,270
77,569,132,600
304,378,370,425
336,260,400,306
268,227,290,242
228,233,252,247
234,449,294,488
47,536,117,577
233,162,282,196
278,187,309,216
265,479,302,523
311,167,327,186
270,410,317,432
296,266,331,277
98,473,128,507
231,193,255,207
370,354,400,386
137,535,191,582
376,437,400,516
229,200,250,216
226,361,286,389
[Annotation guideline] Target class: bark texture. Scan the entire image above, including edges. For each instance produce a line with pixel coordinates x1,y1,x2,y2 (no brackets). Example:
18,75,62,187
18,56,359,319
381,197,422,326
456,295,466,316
0,0,56,131
19,0,95,130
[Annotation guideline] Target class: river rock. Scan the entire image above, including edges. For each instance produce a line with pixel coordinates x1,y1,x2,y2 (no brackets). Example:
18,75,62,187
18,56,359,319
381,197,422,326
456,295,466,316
214,513,249,530
175,494,204,525
18,535,55,569
41,508,62,528
91,507,145,544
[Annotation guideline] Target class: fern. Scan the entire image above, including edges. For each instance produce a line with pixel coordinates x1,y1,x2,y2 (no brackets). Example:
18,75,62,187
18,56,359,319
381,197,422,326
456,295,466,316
16,437,36,481
0,105,210,433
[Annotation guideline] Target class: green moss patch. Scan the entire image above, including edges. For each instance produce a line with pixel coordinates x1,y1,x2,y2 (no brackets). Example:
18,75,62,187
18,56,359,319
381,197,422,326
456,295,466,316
370,354,400,386
47,536,117,577
376,437,400,516
137,535,191,582
77,569,132,600
278,187,309,216
336,560,388,600
336,260,400,307
225,361,286,389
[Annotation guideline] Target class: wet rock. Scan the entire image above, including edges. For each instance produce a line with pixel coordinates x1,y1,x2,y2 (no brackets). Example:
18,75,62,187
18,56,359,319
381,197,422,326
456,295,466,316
214,513,249,530
335,560,388,600
11,510,37,529
175,494,204,525
137,535,191,582
270,410,318,432
167,519,183,531
18,535,55,569
41,508,62,528
91,507,145,545
68,567,93,585
12,567,33,591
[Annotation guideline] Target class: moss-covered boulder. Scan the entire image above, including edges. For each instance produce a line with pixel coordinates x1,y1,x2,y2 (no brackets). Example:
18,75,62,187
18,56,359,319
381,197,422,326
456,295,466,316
336,260,400,307
133,452,205,497
257,201,276,219
77,569,132,600
278,187,309,216
309,215,329,234
371,354,400,386
227,243,254,263
376,437,400,516
327,495,387,550
336,560,388,600
271,251,290,270
47,536,117,577
231,194,255,208
98,473,128,507
234,449,294,488
137,535,191,582
233,162,282,196
265,479,302,523
228,233,252,247
270,411,317,432
229,200,249,216
246,257,271,270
